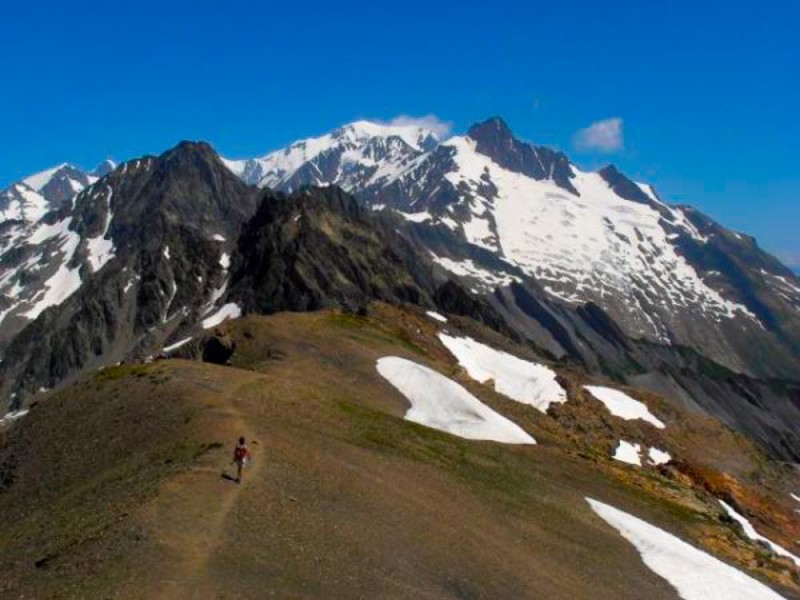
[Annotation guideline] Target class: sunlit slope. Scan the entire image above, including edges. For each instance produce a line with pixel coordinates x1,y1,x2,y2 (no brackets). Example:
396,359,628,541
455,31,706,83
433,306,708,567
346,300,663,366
0,306,797,598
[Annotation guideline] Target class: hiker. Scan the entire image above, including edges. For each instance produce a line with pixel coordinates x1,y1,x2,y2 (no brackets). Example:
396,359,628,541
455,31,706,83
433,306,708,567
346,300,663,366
232,436,251,484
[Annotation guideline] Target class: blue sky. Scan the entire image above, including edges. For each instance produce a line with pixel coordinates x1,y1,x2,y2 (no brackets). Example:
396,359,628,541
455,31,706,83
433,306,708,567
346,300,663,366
1,1,798,268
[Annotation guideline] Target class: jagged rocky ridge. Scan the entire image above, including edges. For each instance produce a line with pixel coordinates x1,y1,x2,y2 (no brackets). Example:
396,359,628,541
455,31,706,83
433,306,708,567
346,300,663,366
0,144,499,407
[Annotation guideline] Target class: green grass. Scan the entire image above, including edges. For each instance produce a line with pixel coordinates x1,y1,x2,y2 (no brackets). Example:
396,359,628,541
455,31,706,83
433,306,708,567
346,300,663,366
93,363,154,382
324,311,429,357
334,400,538,507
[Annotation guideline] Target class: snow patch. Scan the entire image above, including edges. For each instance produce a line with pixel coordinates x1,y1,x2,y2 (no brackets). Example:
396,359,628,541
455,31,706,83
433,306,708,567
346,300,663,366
400,211,433,223
23,220,83,320
426,310,448,323
719,500,800,567
85,185,116,272
648,447,672,465
202,303,241,329
584,385,665,429
163,337,193,353
613,440,642,466
439,334,566,413
0,408,29,426
587,497,784,599
375,356,535,444
123,273,139,294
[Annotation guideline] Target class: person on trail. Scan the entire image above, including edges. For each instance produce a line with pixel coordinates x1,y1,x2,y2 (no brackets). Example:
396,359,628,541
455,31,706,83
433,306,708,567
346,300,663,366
232,436,251,484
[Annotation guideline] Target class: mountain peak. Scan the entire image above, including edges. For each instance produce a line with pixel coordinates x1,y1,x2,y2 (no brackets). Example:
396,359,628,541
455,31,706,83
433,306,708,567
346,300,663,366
467,117,514,146
21,163,75,192
159,141,221,169
598,164,622,178
463,116,578,194
335,119,441,151
597,164,654,206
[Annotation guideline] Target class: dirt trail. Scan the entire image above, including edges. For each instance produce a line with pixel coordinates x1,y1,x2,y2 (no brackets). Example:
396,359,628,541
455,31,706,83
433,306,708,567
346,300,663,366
140,368,267,599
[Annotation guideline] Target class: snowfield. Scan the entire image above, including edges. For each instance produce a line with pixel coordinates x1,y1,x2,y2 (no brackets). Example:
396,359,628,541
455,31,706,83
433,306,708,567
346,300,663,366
438,135,758,338
587,497,785,599
438,334,566,413
719,500,800,567
375,356,535,444
584,385,665,429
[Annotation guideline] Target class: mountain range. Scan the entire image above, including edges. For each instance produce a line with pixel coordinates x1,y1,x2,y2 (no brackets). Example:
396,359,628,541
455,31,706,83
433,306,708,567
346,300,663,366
2,116,800,598
1,117,799,462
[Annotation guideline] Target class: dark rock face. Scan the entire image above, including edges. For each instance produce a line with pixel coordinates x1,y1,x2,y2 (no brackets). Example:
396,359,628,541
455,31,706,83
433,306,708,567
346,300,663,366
228,186,439,314
467,117,578,195
433,280,511,335
597,165,653,206
202,333,235,365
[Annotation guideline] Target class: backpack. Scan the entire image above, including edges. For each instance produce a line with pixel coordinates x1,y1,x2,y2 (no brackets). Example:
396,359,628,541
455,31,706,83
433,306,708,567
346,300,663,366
234,445,248,463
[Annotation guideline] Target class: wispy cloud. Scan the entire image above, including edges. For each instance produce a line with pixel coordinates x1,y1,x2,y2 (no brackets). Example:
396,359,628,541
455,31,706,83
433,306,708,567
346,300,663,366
381,114,453,140
573,117,624,153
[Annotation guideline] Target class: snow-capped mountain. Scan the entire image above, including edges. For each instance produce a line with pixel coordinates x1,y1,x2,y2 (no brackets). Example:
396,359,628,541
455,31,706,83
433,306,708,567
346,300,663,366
0,161,115,343
221,120,440,191
0,163,92,223
222,117,800,379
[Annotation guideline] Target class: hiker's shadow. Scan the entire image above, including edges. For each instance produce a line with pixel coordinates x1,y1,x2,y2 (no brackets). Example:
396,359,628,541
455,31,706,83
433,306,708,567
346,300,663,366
220,473,238,483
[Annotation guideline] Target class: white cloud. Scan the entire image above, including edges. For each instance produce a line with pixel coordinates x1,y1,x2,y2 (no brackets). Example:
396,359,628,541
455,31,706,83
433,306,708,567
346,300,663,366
381,114,453,140
573,117,624,152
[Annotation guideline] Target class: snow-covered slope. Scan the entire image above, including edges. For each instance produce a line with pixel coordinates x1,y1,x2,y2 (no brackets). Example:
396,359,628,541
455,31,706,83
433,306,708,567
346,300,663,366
0,163,113,341
425,135,756,336
0,181,116,339
221,117,800,379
